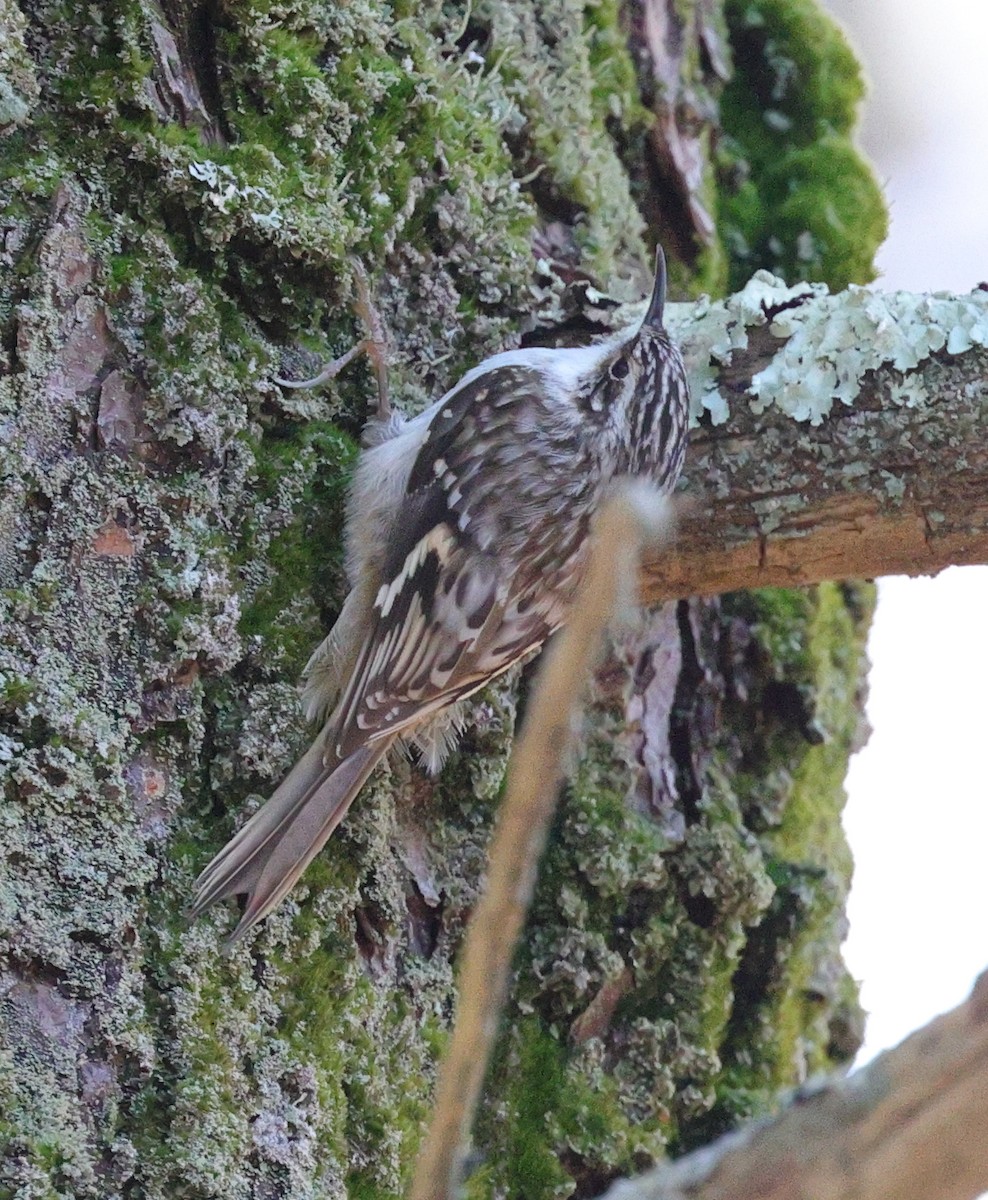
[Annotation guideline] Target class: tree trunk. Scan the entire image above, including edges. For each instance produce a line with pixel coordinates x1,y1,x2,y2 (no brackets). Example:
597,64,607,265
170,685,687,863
593,971,988,1200
1,1,900,1196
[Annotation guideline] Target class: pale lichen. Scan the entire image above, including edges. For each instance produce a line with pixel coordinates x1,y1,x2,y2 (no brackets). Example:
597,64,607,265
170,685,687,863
0,0,39,132
665,275,988,425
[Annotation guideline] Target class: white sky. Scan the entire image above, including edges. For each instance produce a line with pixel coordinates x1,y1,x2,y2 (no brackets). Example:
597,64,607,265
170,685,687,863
822,0,988,1061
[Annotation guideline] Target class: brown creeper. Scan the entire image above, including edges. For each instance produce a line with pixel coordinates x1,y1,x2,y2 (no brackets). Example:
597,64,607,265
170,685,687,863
192,248,690,939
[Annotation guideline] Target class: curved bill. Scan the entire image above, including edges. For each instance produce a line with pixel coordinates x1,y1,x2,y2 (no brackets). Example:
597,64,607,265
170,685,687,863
643,245,667,329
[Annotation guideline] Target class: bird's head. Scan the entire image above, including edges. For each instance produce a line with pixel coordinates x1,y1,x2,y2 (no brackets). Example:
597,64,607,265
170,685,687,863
575,247,683,422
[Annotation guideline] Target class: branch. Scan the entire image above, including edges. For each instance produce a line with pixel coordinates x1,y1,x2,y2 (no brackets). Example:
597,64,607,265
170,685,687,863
642,276,988,599
408,486,676,1200
598,967,988,1200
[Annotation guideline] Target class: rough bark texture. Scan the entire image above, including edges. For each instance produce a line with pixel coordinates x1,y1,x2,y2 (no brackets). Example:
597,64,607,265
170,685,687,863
597,970,988,1200
2,1,888,1198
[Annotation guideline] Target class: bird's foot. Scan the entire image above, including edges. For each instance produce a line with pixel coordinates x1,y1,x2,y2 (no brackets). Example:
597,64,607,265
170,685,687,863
273,259,390,421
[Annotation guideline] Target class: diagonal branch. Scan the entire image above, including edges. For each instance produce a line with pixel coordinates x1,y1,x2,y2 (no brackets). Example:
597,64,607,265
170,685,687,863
640,276,988,599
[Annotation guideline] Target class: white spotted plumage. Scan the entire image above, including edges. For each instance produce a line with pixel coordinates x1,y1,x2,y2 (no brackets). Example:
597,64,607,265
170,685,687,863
191,248,690,939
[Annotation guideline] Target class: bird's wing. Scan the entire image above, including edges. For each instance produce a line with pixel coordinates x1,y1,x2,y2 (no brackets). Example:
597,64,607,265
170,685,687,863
329,365,594,760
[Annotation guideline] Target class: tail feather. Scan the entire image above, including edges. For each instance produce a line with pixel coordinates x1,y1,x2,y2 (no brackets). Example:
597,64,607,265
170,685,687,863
191,736,391,941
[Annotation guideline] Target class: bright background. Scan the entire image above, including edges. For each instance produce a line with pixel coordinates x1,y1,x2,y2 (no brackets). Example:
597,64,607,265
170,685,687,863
822,0,988,1062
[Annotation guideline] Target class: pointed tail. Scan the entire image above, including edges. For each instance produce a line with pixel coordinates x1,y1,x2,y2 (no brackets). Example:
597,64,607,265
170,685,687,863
190,735,391,941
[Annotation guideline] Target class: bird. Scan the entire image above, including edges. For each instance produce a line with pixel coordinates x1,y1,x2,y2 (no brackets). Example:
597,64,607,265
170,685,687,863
191,247,690,940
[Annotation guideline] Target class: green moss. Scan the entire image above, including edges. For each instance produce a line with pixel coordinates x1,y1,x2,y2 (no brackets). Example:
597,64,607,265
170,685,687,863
237,421,356,672
745,586,815,673
473,0,648,283
724,0,864,150
770,582,870,870
480,580,871,1172
484,1016,672,1197
500,1021,573,1197
765,137,889,290
584,0,652,137
719,0,888,289
2,0,881,1193
691,582,872,1143
681,236,731,301
1,674,36,711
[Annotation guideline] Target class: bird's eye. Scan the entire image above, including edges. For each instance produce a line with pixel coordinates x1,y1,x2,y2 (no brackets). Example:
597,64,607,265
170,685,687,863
610,358,629,380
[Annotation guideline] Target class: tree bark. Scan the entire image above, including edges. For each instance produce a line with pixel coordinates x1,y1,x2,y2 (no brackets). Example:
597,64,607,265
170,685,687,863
597,969,988,1200
0,1,919,1197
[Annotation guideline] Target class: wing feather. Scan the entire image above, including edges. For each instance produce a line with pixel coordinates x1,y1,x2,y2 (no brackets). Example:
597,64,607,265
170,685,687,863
330,366,595,758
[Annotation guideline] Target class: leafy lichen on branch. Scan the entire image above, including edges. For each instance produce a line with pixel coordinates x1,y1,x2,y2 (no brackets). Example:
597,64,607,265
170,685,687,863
662,272,988,426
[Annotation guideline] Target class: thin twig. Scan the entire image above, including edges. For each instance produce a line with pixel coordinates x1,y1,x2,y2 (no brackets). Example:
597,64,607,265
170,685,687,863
408,482,677,1200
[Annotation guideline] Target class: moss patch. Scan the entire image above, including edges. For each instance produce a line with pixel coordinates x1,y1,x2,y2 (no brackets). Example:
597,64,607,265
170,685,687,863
719,0,887,289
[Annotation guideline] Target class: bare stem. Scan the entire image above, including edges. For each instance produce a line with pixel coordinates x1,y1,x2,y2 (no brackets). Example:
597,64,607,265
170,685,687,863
408,483,677,1200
